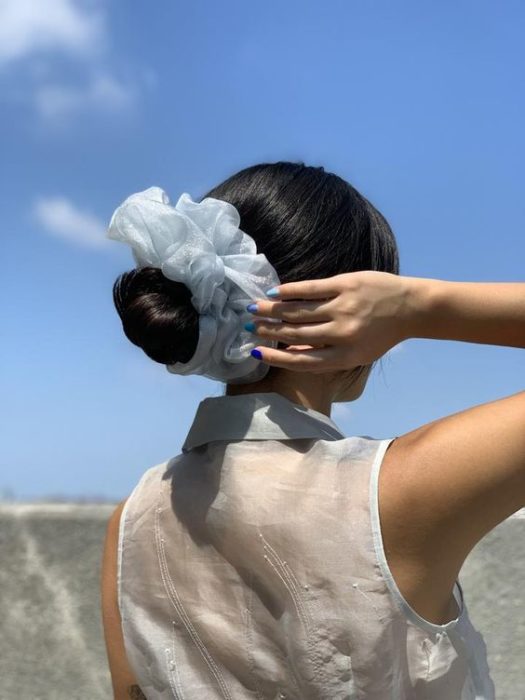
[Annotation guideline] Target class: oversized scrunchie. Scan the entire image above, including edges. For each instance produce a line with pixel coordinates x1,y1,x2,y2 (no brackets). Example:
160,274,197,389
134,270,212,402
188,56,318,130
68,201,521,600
107,186,281,384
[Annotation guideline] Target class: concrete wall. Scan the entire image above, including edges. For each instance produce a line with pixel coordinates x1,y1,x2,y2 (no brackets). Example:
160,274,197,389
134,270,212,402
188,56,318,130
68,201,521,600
1,503,523,699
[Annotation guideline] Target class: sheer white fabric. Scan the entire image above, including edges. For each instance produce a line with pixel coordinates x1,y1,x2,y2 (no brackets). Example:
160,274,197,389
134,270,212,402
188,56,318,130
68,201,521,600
117,393,496,699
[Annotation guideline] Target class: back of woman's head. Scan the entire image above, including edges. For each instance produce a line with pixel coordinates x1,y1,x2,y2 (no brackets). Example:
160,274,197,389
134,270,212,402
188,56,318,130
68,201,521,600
111,161,400,381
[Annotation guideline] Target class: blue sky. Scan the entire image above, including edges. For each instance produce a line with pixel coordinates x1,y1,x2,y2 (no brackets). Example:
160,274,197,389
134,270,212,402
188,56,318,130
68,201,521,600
1,0,523,502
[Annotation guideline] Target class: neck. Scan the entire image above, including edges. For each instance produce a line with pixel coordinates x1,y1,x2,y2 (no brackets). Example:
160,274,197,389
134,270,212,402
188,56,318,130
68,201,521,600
225,370,335,418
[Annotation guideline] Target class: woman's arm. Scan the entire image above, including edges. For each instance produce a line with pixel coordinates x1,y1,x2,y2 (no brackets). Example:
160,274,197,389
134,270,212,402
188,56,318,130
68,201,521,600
245,271,525,370
247,272,525,599
375,278,525,610
405,277,525,348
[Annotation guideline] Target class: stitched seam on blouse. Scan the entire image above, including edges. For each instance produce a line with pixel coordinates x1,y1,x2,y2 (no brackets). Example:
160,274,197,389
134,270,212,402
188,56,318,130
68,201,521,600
259,533,324,686
244,573,266,700
352,584,383,620
262,536,312,633
155,504,233,700
165,621,185,700
422,639,431,682
261,555,316,695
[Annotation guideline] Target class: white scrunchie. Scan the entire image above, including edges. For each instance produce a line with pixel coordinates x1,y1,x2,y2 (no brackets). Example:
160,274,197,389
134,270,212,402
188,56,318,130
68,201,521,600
107,186,281,384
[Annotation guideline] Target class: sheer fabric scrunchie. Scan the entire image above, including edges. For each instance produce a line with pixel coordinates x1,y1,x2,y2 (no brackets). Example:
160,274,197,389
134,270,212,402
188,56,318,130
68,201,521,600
107,186,281,384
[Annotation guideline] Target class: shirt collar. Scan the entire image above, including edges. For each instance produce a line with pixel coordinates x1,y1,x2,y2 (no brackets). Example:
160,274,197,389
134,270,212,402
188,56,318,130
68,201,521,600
182,392,346,453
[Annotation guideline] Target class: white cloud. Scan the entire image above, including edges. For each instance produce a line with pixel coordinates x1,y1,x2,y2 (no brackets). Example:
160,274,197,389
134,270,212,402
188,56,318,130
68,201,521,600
0,0,148,124
0,0,105,66
34,196,108,250
35,72,135,120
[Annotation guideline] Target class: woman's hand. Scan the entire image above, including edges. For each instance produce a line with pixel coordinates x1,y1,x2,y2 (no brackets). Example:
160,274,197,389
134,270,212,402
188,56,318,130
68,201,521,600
245,270,415,372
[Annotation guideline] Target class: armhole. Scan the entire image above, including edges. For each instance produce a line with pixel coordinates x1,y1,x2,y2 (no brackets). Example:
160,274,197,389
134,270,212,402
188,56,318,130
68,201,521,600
116,472,151,616
117,495,133,617
117,462,168,616
369,437,466,635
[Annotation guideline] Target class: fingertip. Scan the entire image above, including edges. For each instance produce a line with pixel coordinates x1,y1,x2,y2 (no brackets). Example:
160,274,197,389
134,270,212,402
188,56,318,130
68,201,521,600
251,348,263,361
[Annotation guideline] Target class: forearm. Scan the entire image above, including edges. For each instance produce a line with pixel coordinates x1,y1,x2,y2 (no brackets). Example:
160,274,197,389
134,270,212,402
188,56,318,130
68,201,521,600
404,277,525,348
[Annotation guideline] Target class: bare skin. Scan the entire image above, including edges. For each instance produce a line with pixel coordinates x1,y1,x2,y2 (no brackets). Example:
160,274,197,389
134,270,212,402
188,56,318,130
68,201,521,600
233,272,525,625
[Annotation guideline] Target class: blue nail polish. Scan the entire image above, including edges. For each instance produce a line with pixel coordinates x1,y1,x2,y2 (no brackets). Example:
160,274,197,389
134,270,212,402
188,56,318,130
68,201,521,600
246,303,258,313
244,322,256,332
251,349,262,360
265,287,279,297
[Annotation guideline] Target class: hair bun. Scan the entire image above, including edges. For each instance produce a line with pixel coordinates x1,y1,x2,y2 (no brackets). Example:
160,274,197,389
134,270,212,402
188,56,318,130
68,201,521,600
112,267,199,365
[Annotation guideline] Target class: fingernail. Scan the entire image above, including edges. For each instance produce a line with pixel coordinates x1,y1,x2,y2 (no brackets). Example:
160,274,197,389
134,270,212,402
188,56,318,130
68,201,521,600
265,287,280,297
246,303,258,313
251,349,262,360
244,322,256,332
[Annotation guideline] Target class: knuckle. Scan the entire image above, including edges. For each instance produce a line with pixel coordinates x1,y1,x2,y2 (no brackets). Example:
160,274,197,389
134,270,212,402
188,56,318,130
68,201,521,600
282,323,299,339
257,301,281,317
283,282,303,298
259,321,280,335
291,301,320,319
280,302,299,319
341,319,360,337
253,323,268,336
273,304,286,319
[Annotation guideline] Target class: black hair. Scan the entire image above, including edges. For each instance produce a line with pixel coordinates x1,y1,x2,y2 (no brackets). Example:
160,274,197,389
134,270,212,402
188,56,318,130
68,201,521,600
111,161,399,381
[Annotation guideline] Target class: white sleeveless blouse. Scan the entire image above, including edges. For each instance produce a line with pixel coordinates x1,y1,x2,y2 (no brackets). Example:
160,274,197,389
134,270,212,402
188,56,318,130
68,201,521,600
117,391,495,699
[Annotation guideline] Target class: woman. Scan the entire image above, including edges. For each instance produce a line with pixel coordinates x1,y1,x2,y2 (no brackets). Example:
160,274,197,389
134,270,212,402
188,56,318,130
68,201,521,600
101,161,523,699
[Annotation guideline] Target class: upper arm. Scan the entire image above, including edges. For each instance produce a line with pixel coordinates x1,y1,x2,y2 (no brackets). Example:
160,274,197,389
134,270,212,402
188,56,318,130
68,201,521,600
101,499,146,699
382,390,525,577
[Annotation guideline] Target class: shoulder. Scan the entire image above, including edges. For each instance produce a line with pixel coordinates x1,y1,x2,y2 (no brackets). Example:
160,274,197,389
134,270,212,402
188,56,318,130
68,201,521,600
380,391,525,564
377,393,525,620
